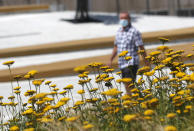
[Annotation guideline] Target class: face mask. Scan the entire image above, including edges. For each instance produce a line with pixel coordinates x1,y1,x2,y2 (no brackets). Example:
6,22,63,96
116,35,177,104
120,19,129,27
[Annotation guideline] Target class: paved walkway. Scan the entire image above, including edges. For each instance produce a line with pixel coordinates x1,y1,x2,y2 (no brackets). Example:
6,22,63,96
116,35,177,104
0,27,194,58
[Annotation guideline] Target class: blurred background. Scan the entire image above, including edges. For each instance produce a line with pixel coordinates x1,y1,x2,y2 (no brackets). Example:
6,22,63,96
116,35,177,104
0,0,194,16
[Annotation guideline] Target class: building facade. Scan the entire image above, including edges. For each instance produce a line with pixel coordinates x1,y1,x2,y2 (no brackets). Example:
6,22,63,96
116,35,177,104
1,0,194,16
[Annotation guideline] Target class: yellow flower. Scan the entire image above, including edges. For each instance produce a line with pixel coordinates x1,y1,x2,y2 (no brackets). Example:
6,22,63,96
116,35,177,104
66,116,79,122
164,126,177,131
159,76,169,81
105,68,115,72
100,66,109,70
13,75,22,80
58,116,66,121
107,98,118,103
24,74,31,79
116,71,121,75
9,125,19,131
74,65,87,73
28,70,38,76
60,97,70,103
40,118,53,123
54,101,66,108
137,66,150,75
138,49,145,54
157,45,169,52
8,96,15,99
122,100,132,106
45,81,51,85
0,96,3,100
78,73,88,78
185,105,192,110
144,109,154,116
177,90,189,95
170,94,175,98
22,108,34,115
50,84,56,88
14,90,21,94
77,89,85,94
74,101,84,106
89,88,98,92
186,53,193,58
176,110,181,114
159,37,169,43
36,100,45,105
32,80,42,86
131,88,139,93
190,67,194,72
83,124,94,129
169,71,178,75
149,51,161,56
103,77,114,82
88,62,103,68
101,88,122,96
162,57,172,64
53,88,59,91
64,84,74,89
119,51,128,57
176,72,186,78
3,61,15,66
59,90,67,95
167,113,176,118
116,79,122,83
25,90,36,96
121,94,131,100
121,78,132,83
43,97,54,102
23,128,35,131
123,114,136,122
49,91,57,95
125,56,132,60
144,116,152,120
13,86,21,90
132,93,139,97
184,109,189,113
43,105,54,112
144,70,155,76
91,98,99,102
154,64,165,70
35,93,48,99
160,118,165,122
148,98,159,106
25,122,33,127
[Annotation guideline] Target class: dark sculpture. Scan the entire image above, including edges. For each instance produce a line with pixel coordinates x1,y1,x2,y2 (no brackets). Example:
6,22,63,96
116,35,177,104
0,0,3,6
75,0,89,20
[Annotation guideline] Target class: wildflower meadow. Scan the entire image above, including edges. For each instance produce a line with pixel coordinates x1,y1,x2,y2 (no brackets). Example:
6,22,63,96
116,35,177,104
0,39,194,131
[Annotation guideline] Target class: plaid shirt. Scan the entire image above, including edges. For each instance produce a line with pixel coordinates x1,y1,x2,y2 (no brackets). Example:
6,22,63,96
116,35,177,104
114,25,144,69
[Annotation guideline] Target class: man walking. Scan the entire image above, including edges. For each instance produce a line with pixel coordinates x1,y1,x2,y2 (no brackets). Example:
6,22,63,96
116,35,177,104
109,12,148,95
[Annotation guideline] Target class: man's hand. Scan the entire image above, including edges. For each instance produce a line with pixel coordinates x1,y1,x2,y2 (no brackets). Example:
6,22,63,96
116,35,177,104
139,45,151,67
108,61,112,68
145,60,151,67
109,45,117,68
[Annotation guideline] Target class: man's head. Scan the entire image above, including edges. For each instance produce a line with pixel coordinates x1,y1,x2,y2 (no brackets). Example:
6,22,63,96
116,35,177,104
119,12,131,28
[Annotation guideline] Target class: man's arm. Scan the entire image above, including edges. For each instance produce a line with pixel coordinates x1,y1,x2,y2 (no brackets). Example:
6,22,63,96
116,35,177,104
109,45,117,67
139,45,149,66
